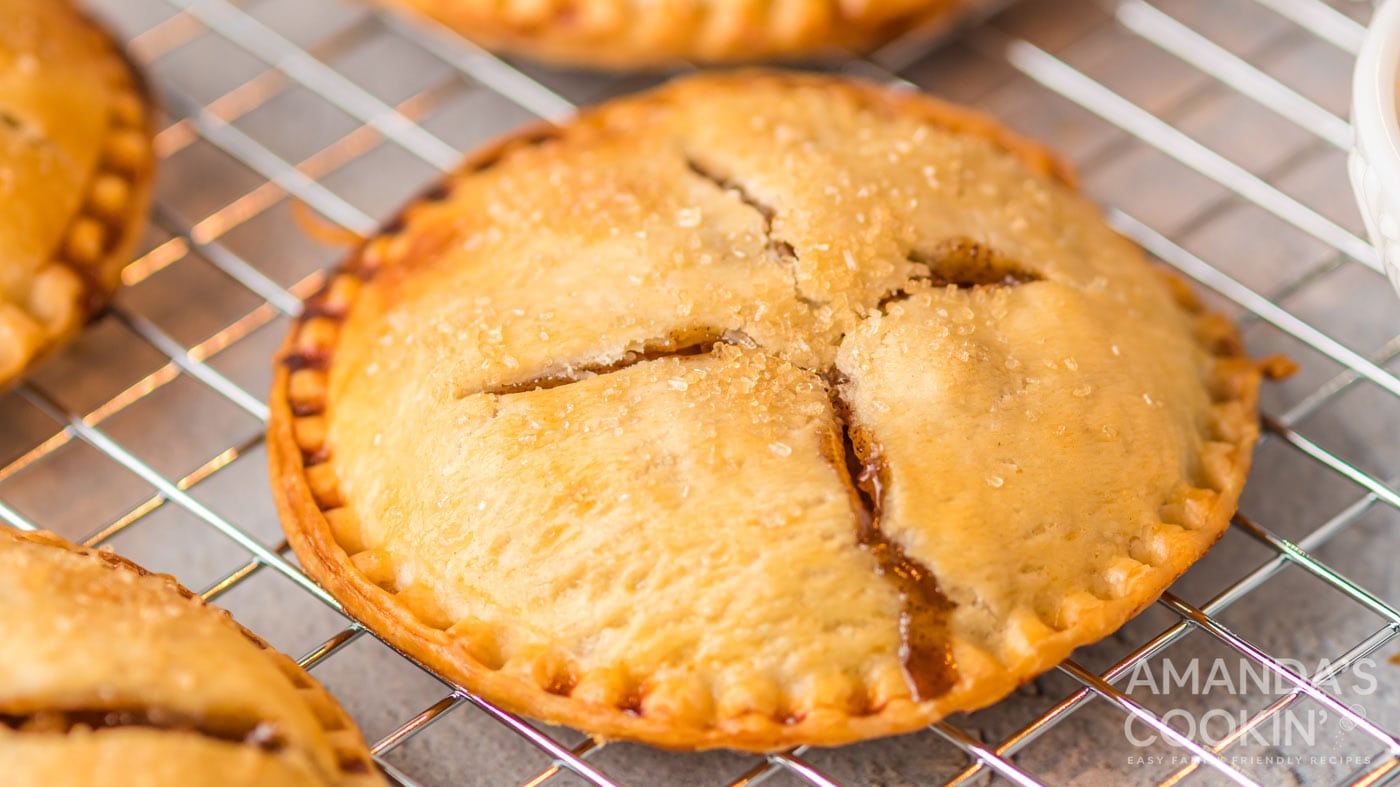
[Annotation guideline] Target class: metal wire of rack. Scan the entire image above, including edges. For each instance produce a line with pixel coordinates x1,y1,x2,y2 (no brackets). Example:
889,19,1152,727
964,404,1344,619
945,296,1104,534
1,0,1398,784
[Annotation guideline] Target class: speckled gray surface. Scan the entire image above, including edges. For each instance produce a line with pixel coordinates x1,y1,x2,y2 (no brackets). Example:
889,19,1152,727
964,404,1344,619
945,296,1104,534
1,0,1397,785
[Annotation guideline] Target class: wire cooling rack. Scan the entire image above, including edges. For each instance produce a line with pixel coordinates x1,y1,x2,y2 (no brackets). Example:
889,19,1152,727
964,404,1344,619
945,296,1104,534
2,0,1399,784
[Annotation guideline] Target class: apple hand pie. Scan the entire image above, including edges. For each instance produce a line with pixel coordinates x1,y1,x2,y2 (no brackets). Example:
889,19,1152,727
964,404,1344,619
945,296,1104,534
0,0,156,389
0,528,384,787
269,71,1262,751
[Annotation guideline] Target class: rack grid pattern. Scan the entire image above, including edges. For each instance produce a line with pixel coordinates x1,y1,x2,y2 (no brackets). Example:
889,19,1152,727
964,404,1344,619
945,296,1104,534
2,0,1398,784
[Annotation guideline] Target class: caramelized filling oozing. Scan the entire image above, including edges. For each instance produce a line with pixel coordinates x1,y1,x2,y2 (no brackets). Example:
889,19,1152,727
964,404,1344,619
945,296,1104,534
0,708,287,754
830,378,958,702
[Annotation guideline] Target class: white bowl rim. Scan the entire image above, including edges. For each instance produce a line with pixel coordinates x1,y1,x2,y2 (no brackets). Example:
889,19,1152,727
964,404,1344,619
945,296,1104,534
1355,0,1400,188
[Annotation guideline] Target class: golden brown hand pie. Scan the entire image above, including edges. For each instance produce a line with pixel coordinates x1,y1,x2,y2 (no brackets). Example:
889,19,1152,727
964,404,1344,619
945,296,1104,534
0,528,384,787
0,0,156,388
269,71,1262,751
373,0,980,68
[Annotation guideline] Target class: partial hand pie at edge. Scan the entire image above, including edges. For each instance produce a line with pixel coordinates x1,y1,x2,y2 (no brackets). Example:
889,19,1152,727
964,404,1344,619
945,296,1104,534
0,527,385,787
371,0,983,69
0,0,158,389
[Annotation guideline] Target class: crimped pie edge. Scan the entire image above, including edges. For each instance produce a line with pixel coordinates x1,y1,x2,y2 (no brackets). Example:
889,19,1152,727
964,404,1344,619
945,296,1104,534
0,527,384,787
373,0,975,69
0,2,158,389
268,71,1262,752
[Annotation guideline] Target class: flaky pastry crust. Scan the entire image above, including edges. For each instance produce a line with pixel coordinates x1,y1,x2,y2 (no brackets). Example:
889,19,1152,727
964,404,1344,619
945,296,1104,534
0,0,156,388
373,0,981,68
0,528,384,787
269,71,1262,752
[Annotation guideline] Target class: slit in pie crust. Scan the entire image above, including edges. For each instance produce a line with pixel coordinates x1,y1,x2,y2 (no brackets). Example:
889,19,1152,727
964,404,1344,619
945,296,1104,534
0,527,384,787
0,0,157,389
269,71,1263,752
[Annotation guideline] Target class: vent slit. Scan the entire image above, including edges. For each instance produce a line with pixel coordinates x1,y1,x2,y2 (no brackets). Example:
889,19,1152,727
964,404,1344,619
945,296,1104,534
458,328,757,399
880,239,1042,310
684,156,797,263
0,709,288,755
827,374,958,702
